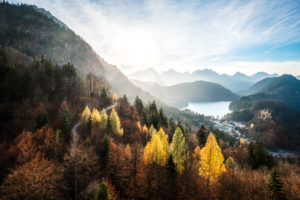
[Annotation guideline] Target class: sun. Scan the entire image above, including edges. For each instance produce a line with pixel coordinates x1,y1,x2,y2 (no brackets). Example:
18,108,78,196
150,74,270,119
114,30,160,66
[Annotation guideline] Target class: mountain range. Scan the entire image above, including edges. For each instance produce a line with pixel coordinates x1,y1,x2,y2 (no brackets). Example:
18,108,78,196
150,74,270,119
128,68,279,92
131,79,238,108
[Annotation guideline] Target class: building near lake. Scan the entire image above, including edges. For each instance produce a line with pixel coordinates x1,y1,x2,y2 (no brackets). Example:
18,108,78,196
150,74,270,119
258,109,272,120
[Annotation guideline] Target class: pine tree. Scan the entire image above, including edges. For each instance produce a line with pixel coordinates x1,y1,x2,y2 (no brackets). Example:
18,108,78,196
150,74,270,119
134,96,144,116
60,108,72,144
148,101,159,129
167,154,177,179
100,109,108,130
81,106,91,123
158,108,168,127
170,127,188,173
196,125,207,147
109,108,123,136
100,134,110,169
248,142,273,169
91,108,101,124
268,168,287,200
95,180,109,200
199,132,226,183
166,154,178,199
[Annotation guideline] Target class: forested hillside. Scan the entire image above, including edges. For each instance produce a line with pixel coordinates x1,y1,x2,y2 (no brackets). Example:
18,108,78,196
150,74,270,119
229,75,300,150
0,2,300,200
0,2,155,103
236,75,300,110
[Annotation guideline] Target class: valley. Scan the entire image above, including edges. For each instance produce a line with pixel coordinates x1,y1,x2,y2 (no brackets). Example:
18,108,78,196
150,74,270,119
0,1,300,200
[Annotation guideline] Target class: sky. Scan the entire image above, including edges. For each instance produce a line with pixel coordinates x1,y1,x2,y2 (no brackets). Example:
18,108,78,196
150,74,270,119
10,0,300,75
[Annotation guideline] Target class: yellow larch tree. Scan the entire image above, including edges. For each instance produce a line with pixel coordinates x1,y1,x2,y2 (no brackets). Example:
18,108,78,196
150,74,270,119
109,108,123,136
100,109,108,130
143,132,168,166
157,128,169,159
199,132,226,183
170,127,188,173
81,106,91,123
91,108,101,124
112,92,118,102
142,124,148,134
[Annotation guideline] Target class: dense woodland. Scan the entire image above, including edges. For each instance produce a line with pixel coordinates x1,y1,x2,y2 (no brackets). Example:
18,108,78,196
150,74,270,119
1,48,300,200
229,97,300,150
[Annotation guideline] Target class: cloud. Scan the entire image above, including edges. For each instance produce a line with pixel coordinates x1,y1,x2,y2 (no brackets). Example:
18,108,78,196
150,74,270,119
10,0,300,75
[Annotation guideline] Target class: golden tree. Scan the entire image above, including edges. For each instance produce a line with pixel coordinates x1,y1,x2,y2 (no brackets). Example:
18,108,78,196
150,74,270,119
112,92,118,102
109,108,124,136
100,109,108,130
81,106,91,123
143,133,168,166
157,128,169,159
199,132,226,183
142,124,148,134
170,127,188,173
91,108,101,124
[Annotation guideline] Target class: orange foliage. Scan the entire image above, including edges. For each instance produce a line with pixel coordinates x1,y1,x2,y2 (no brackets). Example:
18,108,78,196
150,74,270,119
14,126,55,164
1,154,63,200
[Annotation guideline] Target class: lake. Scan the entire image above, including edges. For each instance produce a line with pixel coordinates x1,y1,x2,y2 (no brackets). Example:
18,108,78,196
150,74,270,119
184,101,231,117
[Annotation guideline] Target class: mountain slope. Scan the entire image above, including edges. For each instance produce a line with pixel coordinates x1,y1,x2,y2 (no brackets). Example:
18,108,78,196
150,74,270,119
230,75,300,111
237,77,276,96
131,79,238,108
0,2,155,103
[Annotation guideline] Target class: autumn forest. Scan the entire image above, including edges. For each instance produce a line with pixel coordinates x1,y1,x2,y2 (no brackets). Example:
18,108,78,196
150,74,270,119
1,1,300,200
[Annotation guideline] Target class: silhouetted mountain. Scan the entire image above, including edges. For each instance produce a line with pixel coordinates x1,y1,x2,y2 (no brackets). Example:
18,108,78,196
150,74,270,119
237,77,276,96
0,2,155,103
131,79,238,108
230,75,300,111
128,68,278,91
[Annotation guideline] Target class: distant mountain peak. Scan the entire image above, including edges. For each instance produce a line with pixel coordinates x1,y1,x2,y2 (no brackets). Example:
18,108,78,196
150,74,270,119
144,67,159,74
252,72,269,77
233,72,247,77
162,68,181,75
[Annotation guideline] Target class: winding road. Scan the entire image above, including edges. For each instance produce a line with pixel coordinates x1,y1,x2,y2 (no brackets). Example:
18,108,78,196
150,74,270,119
72,102,118,145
